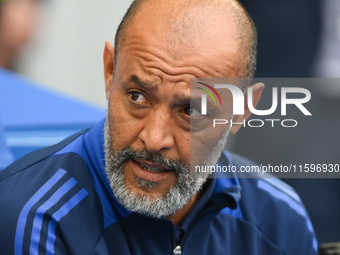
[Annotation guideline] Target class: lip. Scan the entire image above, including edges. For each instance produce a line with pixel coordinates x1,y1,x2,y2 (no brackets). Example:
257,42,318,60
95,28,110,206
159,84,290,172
131,159,174,183
134,159,172,171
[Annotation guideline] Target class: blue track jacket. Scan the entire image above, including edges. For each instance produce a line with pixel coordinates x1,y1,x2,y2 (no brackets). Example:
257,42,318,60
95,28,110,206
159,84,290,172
0,119,317,255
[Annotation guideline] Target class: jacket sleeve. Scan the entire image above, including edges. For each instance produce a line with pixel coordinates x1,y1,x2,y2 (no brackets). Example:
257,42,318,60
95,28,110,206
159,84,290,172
230,152,318,254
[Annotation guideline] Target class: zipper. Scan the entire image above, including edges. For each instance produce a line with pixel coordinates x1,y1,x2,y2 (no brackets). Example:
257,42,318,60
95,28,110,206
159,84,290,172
171,195,233,254
172,224,181,255
173,245,182,255
175,202,231,252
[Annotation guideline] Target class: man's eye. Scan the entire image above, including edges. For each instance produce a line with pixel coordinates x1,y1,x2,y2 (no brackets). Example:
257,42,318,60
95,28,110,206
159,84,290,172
182,106,202,117
128,91,148,103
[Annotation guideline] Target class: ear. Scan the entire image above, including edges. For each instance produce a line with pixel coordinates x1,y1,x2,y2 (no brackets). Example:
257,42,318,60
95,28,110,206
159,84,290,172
103,41,115,100
230,82,264,134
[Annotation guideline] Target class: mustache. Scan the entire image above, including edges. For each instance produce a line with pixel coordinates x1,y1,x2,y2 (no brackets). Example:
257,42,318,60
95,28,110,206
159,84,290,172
113,147,188,174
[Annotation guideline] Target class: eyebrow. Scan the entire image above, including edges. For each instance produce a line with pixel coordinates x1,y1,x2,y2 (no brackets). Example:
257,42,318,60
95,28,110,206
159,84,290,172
173,92,215,111
130,75,206,105
131,75,157,90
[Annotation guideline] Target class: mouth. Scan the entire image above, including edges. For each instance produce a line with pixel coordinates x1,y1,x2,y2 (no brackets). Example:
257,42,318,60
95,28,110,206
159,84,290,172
130,159,174,183
139,162,172,173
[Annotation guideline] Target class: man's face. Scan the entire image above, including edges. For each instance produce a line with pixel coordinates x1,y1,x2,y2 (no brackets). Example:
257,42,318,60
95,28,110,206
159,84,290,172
104,6,243,218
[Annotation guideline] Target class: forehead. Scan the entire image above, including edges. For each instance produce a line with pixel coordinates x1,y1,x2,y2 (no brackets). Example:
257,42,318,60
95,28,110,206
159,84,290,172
116,2,242,80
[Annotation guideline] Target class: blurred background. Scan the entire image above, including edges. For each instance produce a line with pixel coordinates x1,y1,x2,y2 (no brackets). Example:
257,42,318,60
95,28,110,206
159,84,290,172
0,0,134,165
0,0,339,248
9,0,134,107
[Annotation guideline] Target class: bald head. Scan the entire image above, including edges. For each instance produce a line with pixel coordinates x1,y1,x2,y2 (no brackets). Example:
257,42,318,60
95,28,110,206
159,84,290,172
114,0,257,79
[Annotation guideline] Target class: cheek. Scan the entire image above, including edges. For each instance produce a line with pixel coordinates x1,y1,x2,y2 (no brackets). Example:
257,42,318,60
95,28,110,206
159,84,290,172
190,126,226,168
174,134,191,165
189,104,233,168
108,92,142,150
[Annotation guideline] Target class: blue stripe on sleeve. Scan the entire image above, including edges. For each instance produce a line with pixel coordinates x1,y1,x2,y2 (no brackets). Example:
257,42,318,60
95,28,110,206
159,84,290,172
14,169,66,255
257,180,318,252
45,188,89,255
29,178,77,254
260,177,301,203
313,238,318,252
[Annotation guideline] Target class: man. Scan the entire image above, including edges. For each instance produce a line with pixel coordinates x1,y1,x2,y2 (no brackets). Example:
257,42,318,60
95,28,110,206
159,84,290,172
0,0,317,254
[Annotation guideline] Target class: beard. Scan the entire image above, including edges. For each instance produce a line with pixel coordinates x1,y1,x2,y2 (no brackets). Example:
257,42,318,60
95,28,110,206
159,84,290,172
104,104,231,218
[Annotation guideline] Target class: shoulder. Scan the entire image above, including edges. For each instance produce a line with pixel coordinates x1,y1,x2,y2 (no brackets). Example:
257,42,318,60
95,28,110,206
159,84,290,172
1,129,87,177
0,129,103,254
225,152,318,254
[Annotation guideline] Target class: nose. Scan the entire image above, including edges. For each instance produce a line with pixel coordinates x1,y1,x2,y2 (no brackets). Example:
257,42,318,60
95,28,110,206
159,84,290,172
138,107,175,153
